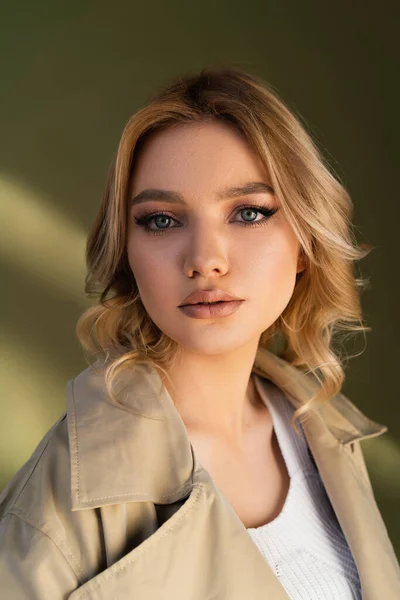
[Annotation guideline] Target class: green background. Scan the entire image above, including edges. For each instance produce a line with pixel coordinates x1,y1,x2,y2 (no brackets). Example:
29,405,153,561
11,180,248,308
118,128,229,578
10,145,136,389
1,1,399,560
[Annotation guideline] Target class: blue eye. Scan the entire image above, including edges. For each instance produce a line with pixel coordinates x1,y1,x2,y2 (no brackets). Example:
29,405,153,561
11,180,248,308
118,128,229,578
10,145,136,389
133,204,279,236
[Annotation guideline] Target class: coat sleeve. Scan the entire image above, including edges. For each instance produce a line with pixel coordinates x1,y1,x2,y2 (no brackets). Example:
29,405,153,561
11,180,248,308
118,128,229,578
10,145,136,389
0,512,80,599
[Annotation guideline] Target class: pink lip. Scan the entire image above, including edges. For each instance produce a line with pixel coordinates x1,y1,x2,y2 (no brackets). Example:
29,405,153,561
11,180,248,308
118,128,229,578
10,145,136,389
179,300,244,319
180,289,242,306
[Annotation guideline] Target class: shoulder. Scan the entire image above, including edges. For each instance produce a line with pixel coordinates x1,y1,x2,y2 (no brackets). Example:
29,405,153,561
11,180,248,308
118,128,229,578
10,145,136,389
0,414,88,595
0,413,70,526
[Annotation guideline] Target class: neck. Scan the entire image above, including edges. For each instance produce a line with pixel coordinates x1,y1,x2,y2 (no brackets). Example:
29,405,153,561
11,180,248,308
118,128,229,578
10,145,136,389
161,341,268,446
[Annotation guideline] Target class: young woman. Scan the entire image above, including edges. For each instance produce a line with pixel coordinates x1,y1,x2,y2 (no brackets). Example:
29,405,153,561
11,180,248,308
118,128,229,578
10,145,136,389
1,65,399,599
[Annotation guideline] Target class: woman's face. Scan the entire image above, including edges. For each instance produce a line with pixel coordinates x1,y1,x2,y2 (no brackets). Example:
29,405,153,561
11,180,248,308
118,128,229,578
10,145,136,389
126,120,304,356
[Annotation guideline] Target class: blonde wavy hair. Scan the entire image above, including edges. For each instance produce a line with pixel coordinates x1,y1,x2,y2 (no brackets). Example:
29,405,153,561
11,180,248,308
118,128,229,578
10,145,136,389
76,64,372,431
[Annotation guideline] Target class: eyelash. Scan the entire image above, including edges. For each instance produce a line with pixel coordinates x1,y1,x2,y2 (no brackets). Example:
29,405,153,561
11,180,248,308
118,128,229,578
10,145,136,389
133,204,279,236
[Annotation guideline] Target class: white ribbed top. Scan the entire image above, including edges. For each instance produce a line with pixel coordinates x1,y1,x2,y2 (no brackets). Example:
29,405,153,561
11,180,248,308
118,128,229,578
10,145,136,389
247,374,362,599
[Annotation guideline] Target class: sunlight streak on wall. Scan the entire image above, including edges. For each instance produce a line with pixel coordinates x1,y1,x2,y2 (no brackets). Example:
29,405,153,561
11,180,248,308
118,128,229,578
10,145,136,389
0,174,87,301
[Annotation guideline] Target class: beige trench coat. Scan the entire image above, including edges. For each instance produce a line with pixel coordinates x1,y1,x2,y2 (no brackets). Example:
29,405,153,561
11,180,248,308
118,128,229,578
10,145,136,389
1,347,400,599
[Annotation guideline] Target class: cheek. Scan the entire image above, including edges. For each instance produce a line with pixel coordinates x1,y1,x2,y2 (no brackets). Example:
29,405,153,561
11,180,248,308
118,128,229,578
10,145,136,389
245,230,299,306
126,240,173,298
246,225,299,278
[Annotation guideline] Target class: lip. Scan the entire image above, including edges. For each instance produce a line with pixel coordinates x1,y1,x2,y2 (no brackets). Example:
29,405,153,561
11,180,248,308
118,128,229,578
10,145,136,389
179,300,244,319
179,288,242,306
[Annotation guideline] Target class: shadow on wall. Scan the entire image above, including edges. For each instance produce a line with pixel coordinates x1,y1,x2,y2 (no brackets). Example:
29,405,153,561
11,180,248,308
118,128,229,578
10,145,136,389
0,173,91,489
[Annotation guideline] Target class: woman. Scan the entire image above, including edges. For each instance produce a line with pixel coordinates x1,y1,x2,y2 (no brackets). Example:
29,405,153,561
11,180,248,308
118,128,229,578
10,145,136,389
1,65,399,599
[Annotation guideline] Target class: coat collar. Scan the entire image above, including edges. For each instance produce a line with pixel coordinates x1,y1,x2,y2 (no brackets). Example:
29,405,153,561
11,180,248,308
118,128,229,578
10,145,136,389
251,348,387,444
66,346,387,511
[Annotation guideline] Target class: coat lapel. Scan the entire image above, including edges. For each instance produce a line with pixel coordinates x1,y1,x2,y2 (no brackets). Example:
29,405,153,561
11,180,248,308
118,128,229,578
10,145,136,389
298,411,400,599
70,476,292,599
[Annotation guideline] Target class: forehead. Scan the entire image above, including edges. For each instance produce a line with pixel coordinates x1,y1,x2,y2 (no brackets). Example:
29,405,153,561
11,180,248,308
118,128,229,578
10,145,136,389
129,121,270,194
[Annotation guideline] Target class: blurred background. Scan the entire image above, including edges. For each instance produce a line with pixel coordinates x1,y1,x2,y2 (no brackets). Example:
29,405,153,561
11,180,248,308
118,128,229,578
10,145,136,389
1,0,399,559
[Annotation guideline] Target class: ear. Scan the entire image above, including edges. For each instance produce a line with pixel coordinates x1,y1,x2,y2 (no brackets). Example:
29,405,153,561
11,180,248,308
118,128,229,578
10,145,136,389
296,248,306,274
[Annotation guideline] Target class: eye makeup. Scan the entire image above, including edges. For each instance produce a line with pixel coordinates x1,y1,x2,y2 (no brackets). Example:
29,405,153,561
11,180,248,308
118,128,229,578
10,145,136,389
133,203,279,236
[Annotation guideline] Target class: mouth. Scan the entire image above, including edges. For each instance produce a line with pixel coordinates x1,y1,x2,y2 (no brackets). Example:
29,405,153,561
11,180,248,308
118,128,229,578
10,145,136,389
178,299,244,319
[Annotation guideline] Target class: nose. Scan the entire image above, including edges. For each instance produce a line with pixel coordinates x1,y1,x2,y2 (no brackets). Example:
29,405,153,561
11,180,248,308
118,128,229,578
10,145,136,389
182,226,229,279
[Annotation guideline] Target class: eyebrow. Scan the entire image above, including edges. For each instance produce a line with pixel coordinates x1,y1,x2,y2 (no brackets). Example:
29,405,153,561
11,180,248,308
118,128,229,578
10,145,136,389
130,181,275,207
